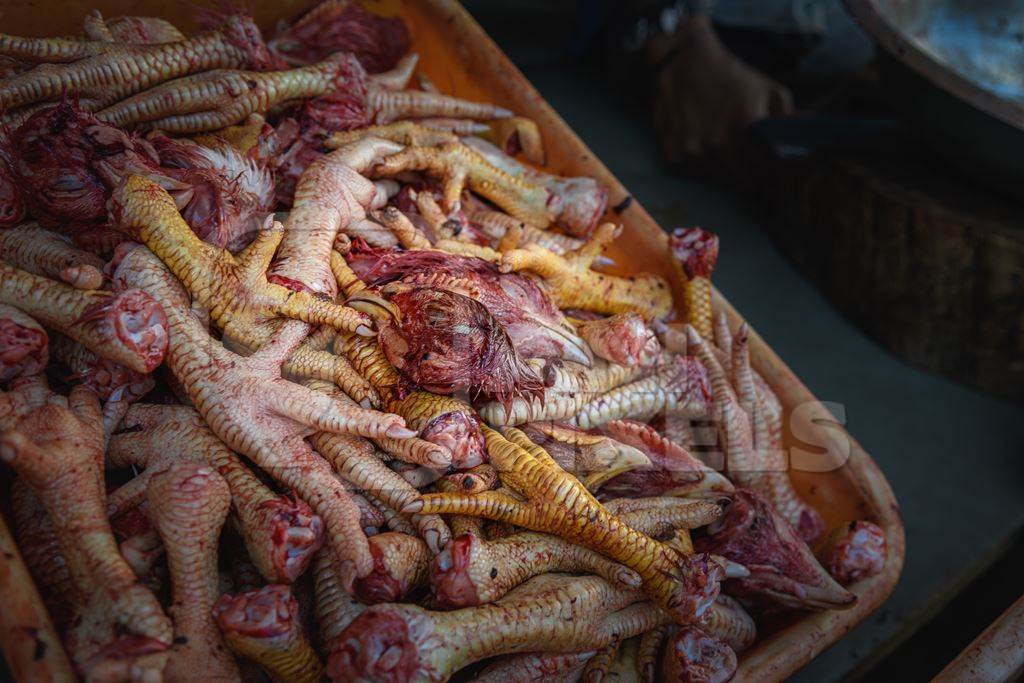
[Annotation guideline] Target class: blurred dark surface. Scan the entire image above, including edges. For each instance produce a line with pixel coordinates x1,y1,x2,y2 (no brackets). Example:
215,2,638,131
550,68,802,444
462,1,1024,680
844,0,1024,198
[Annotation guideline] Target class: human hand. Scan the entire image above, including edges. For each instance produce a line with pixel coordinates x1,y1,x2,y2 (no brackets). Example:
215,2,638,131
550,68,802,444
652,16,793,161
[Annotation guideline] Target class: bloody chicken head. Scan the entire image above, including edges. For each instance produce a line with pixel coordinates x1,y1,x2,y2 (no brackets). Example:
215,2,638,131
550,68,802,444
695,488,855,611
378,286,543,404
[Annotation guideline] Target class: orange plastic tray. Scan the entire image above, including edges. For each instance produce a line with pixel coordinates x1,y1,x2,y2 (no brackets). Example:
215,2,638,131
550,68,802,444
0,1,905,680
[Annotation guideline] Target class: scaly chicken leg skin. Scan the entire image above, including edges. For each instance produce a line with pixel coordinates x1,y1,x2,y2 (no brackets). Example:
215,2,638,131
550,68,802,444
0,223,105,289
690,325,826,543
113,246,411,581
570,354,712,429
0,16,275,113
430,500,720,607
0,378,172,679
109,176,375,337
270,136,402,297
111,182,379,400
328,574,662,681
313,549,366,652
214,584,324,683
372,138,555,226
0,512,74,682
669,227,719,341
97,52,365,133
147,462,240,681
109,403,325,584
501,223,673,319
408,426,724,624
0,262,167,373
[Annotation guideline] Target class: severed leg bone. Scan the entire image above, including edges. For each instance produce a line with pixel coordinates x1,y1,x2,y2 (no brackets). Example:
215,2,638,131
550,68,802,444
214,584,324,683
351,532,432,604
669,227,718,342
0,304,48,383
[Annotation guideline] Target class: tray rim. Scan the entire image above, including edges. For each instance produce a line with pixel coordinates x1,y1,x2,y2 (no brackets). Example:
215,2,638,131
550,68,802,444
419,1,906,679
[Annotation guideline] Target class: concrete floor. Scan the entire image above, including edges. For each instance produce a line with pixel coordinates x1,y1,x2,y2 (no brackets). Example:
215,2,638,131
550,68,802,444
465,4,1024,680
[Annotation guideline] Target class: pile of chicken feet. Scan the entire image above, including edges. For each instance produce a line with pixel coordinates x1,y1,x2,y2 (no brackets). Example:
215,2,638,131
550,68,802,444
0,3,888,681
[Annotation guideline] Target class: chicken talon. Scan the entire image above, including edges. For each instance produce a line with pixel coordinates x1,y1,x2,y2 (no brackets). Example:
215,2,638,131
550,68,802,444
464,137,607,236
114,247,406,580
501,223,673,318
689,325,826,543
327,574,666,681
415,426,725,624
636,625,671,682
108,404,326,584
306,382,452,552
372,137,555,225
110,175,374,337
571,355,712,429
581,640,620,682
0,15,275,112
476,116,546,165
0,378,172,677
0,223,105,290
430,499,717,608
97,52,367,133
367,88,511,124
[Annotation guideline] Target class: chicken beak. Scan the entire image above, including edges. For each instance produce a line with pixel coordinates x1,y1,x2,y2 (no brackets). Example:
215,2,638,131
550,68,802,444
346,291,401,323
